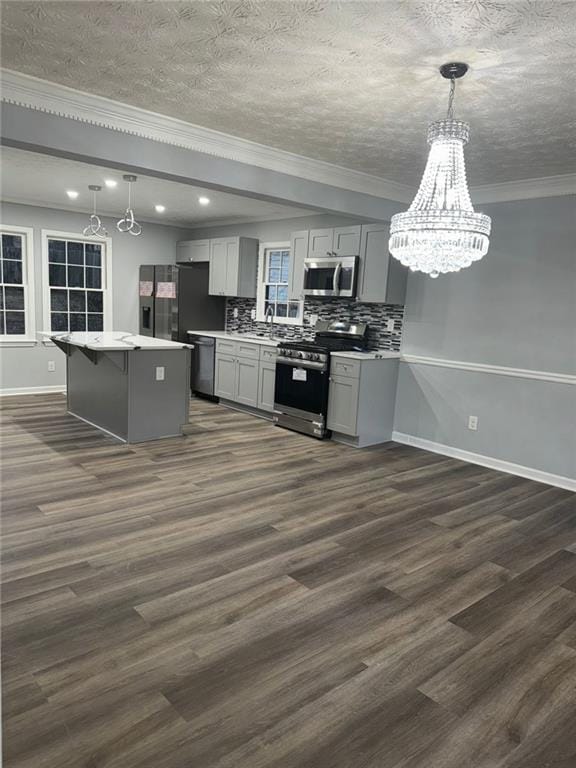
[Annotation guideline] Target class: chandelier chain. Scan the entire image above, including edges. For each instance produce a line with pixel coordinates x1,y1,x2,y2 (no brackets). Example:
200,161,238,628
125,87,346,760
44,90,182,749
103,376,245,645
447,77,456,120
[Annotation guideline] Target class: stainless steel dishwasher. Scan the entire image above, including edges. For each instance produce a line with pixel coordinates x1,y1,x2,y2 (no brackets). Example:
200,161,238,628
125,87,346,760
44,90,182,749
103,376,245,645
188,334,216,397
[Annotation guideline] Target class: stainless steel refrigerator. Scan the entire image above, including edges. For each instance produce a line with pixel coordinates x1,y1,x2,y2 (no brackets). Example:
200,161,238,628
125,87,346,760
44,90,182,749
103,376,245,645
139,264,225,342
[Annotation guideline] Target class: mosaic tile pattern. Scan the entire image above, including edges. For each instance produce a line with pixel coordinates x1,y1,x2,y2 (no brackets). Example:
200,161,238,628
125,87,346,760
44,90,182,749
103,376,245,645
226,297,404,351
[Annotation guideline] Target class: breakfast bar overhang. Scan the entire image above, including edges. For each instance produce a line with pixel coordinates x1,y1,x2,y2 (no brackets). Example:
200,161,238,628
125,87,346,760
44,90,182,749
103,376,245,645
50,332,191,443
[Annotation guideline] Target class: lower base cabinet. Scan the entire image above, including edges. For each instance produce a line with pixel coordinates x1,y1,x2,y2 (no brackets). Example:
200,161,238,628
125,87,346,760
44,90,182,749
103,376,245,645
258,361,276,412
214,340,277,413
327,357,399,447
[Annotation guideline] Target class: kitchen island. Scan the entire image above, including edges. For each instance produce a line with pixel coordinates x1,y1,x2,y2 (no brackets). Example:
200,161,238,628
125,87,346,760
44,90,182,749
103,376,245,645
50,332,191,443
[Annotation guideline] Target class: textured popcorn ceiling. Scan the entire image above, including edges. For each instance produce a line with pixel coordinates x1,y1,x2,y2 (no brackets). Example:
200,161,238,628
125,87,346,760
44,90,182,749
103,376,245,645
2,0,575,186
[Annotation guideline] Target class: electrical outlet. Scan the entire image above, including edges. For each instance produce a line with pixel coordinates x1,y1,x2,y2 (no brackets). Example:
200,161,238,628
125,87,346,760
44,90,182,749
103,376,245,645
155,366,165,381
250,308,256,320
468,415,478,431
48,360,56,372
233,307,239,319
386,319,395,332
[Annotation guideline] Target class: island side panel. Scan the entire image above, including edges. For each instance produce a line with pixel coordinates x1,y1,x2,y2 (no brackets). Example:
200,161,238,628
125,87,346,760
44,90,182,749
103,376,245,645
66,347,129,440
127,349,191,442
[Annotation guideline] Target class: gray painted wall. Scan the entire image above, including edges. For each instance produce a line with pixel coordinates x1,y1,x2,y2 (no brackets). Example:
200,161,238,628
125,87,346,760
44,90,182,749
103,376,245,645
185,212,365,241
0,202,190,391
395,196,576,481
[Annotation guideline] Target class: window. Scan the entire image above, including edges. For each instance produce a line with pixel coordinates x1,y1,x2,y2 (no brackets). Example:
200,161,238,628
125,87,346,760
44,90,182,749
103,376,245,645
0,226,35,343
256,243,303,325
42,231,112,333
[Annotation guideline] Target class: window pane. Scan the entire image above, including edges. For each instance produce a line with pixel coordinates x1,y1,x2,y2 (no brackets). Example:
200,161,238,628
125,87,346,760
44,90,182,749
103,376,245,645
67,242,84,265
0,261,3,283
87,314,103,331
48,240,66,263
49,264,66,286
0,314,4,334
51,313,68,331
85,267,101,289
4,286,24,310
280,266,289,283
69,291,86,312
0,288,3,310
269,251,282,269
3,260,23,284
87,291,103,312
268,268,281,282
5,311,25,334
266,285,277,301
51,289,68,311
276,303,287,317
2,235,22,260
68,266,84,288
277,286,288,302
288,302,300,318
85,244,102,267
70,313,86,331
264,301,274,316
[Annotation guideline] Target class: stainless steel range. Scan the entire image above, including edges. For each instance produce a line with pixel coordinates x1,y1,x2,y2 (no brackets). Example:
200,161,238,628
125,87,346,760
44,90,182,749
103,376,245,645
273,320,368,439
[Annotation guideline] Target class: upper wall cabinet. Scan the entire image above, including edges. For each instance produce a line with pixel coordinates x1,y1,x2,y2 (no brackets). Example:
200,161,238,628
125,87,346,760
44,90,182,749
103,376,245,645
176,239,210,263
289,230,308,301
209,236,258,298
357,223,407,304
307,226,361,258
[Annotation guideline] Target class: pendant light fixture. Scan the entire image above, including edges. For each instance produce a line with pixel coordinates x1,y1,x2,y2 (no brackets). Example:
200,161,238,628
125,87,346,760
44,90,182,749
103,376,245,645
117,174,142,236
389,62,491,278
82,185,108,239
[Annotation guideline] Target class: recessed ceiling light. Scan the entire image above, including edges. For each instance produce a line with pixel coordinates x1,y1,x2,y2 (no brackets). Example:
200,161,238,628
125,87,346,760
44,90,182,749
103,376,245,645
198,196,210,206
66,190,79,200
154,204,166,213
104,179,118,188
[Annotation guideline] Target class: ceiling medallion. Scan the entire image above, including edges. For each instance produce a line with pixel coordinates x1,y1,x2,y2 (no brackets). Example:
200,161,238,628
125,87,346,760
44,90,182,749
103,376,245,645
389,62,491,278
117,175,142,236
83,185,108,239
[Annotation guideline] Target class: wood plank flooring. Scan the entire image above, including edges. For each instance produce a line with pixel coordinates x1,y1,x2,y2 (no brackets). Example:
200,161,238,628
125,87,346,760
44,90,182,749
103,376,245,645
2,393,575,768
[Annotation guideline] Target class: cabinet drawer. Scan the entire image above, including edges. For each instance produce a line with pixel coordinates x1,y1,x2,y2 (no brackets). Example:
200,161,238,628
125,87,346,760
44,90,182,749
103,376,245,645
236,342,260,360
330,358,361,379
260,346,279,361
216,339,237,355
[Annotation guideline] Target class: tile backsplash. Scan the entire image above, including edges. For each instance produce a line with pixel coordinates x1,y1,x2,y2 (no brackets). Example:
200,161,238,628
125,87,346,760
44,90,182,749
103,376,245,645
226,298,404,350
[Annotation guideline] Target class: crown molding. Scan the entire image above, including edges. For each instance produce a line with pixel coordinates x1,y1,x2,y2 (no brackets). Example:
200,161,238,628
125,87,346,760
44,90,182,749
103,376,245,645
2,69,574,206
0,69,413,203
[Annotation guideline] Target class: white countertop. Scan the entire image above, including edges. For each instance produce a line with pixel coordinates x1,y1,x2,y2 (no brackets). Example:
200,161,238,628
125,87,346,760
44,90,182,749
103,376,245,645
49,332,191,351
187,330,280,347
331,349,400,360
186,331,399,359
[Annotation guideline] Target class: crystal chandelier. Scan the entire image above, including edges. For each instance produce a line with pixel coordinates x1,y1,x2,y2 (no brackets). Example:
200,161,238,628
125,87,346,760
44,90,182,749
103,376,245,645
389,62,491,278
117,175,142,236
83,185,108,239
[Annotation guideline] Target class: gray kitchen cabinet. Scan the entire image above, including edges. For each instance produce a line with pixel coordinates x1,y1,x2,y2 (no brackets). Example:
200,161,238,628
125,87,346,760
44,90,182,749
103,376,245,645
258,360,277,412
176,239,210,263
209,237,258,298
308,228,334,258
328,355,399,447
327,374,360,436
236,356,259,408
289,230,308,300
214,353,236,400
332,226,361,256
357,223,407,304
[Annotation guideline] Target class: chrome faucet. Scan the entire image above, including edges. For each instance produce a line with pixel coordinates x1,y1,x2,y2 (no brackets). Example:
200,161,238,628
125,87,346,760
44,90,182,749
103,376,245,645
264,304,275,339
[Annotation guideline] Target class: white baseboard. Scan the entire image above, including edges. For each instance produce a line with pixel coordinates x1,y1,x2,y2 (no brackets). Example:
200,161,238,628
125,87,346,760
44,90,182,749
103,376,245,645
0,385,66,397
392,431,576,492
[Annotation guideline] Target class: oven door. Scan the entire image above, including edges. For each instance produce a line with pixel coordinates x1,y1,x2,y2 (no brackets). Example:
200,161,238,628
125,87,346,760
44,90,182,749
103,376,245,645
302,256,358,298
274,358,329,421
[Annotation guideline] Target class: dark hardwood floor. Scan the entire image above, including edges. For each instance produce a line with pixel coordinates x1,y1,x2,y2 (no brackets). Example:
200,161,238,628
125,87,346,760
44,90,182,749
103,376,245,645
2,393,575,768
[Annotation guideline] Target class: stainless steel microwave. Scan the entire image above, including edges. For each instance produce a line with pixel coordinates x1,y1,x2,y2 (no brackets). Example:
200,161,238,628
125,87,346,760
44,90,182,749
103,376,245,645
302,256,358,298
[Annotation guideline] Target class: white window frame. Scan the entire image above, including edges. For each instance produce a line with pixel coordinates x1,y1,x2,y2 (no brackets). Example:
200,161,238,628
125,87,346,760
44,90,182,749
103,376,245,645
41,230,113,335
0,224,36,346
256,241,303,326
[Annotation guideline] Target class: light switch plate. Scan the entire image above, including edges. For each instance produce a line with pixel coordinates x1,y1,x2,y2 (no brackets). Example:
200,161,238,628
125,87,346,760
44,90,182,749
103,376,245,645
47,360,56,372
155,366,165,381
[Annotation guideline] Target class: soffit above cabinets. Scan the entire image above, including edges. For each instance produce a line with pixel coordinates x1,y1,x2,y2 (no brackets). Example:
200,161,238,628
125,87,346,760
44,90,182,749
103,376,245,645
0,147,318,226
1,0,575,188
